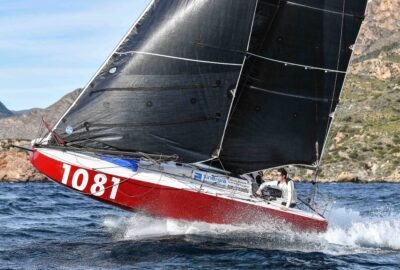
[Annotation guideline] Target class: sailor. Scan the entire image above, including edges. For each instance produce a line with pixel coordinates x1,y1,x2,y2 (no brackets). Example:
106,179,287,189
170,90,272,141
255,168,297,208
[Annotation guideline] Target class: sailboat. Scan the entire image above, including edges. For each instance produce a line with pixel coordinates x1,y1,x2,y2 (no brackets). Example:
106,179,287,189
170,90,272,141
30,0,368,233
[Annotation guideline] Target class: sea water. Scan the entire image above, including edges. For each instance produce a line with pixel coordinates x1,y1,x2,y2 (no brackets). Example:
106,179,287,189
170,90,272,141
1,182,399,269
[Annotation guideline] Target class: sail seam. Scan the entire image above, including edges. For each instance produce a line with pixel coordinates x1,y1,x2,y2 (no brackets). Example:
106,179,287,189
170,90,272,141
216,0,260,158
246,52,347,74
45,0,156,141
115,51,242,66
82,117,219,128
90,84,220,94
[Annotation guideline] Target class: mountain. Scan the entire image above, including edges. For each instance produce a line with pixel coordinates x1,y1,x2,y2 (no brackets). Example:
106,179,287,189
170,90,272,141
263,0,400,182
351,0,400,80
0,89,81,182
0,89,81,140
0,101,14,118
12,108,40,116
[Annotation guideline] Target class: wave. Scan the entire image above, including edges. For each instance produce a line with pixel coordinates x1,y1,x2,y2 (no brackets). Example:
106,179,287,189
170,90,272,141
324,208,400,251
102,206,400,253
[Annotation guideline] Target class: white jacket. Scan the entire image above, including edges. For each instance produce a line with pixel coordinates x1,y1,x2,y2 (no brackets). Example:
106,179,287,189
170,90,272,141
258,180,297,207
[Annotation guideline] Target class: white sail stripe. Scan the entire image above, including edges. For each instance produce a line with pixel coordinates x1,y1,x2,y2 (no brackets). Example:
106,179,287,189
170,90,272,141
216,0,260,158
46,0,156,141
249,85,332,102
287,1,354,17
246,52,347,74
115,51,242,66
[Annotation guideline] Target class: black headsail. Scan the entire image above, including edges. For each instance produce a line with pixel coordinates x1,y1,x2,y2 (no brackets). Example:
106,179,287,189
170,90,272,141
218,0,368,174
52,0,258,162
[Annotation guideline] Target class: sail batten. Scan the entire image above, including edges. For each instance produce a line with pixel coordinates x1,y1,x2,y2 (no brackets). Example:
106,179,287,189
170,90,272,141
246,52,347,74
286,1,361,17
248,86,335,103
115,50,243,66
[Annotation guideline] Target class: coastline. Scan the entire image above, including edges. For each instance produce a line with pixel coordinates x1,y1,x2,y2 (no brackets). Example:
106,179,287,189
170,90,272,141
0,139,398,184
0,139,47,182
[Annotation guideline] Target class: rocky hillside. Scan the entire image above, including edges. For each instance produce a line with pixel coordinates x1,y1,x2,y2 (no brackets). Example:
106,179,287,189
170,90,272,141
317,0,400,182
0,139,46,182
0,89,80,182
0,89,81,140
352,0,400,80
353,0,400,60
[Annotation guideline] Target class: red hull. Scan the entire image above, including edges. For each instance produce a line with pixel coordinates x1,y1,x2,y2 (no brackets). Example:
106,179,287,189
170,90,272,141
31,149,327,232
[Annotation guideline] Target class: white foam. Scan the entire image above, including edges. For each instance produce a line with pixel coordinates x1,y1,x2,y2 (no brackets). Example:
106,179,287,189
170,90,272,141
102,206,400,252
323,208,400,250
102,214,245,241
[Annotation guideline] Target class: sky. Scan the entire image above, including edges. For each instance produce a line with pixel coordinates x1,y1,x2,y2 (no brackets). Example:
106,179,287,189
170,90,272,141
0,0,150,111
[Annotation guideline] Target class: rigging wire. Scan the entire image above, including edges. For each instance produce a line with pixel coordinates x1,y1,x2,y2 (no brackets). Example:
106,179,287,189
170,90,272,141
321,0,347,150
216,158,239,198
216,0,260,159
309,0,347,207
35,118,45,144
319,1,370,139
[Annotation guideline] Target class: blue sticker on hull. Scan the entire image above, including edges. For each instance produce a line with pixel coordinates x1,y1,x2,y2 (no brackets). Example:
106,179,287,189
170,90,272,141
100,156,139,171
193,172,203,181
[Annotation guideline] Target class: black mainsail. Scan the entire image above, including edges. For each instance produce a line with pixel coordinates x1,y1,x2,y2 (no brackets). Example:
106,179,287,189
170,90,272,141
218,0,368,173
53,0,258,162
50,0,368,174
